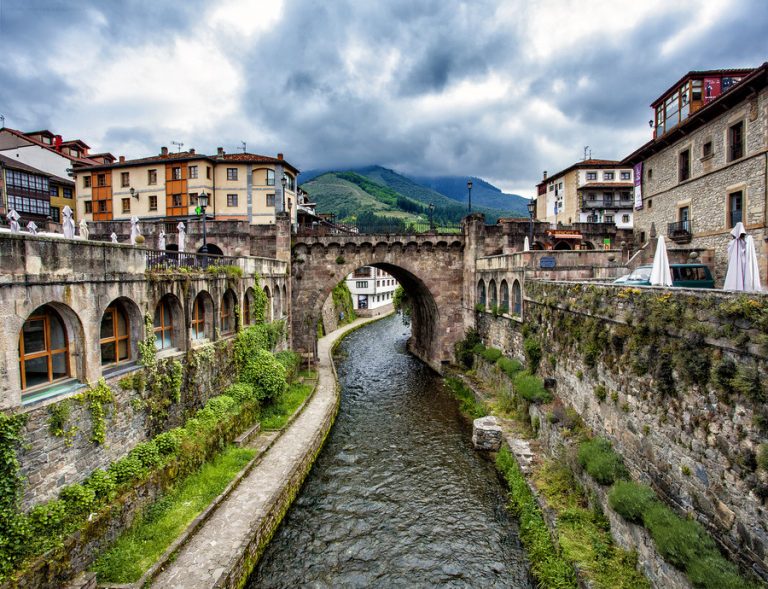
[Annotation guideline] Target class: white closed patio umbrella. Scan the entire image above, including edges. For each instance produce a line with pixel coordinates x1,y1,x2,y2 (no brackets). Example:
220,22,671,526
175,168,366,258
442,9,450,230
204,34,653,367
724,222,762,291
650,235,673,286
523,236,530,251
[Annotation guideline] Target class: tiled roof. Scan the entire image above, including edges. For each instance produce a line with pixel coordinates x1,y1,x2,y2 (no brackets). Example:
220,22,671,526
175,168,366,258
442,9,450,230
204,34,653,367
0,127,101,165
78,150,300,174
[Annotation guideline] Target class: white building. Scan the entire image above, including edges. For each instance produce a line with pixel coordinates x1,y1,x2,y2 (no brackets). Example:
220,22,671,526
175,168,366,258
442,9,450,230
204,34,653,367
346,266,398,315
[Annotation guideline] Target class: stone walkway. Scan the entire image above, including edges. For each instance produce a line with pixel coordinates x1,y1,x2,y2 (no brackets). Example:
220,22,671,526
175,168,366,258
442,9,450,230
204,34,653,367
150,317,380,589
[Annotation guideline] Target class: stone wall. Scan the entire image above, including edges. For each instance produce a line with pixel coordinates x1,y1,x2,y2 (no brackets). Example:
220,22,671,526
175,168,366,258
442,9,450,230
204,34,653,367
634,85,767,285
476,279,768,580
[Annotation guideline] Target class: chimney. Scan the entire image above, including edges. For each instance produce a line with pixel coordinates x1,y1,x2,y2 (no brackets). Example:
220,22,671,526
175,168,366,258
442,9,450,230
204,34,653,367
189,148,195,155
543,170,548,180
217,147,224,156
119,155,125,163
277,153,284,160
161,146,168,156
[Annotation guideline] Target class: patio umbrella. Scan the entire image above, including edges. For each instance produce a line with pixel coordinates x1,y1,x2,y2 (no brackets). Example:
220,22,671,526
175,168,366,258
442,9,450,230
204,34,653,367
177,222,186,252
158,230,166,250
724,222,762,291
62,206,75,239
129,216,141,245
649,235,672,286
523,236,530,251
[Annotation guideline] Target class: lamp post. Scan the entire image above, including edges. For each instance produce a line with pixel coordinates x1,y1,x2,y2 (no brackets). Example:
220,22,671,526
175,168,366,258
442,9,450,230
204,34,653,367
280,174,287,213
527,199,536,247
198,190,209,254
428,202,435,231
467,179,473,213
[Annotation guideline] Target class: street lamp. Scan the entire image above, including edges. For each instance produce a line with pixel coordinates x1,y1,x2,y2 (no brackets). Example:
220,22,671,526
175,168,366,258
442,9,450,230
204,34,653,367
467,179,473,213
129,187,139,200
527,199,536,247
198,190,209,254
280,174,287,213
428,202,435,231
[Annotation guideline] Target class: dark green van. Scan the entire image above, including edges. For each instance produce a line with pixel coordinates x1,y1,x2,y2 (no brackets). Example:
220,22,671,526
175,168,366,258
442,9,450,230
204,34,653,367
614,264,714,288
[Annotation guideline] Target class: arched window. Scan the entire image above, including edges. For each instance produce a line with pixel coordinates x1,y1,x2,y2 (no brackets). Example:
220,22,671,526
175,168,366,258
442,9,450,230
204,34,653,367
263,286,273,321
18,305,70,390
192,292,213,340
154,295,177,350
100,304,130,366
243,288,255,325
477,280,486,307
273,284,282,318
500,280,509,313
221,290,237,335
513,280,522,316
489,279,498,308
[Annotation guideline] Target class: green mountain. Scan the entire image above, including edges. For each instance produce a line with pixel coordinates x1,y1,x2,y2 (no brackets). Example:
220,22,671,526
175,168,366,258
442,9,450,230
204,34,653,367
301,167,519,226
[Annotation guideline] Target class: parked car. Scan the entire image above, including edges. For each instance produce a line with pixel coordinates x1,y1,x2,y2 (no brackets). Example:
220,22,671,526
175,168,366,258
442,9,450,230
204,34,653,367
614,264,714,288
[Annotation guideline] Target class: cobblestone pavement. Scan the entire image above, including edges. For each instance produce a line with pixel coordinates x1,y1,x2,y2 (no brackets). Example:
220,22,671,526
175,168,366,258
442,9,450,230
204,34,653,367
150,317,378,588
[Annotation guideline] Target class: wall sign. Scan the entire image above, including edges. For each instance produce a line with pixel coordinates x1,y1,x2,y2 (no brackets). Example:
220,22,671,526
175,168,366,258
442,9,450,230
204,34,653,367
540,256,556,269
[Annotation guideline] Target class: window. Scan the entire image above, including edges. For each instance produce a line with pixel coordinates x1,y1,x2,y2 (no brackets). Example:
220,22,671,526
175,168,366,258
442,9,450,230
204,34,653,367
548,184,554,192
50,207,60,223
153,297,174,350
97,174,106,187
728,190,743,228
620,171,631,180
679,206,690,230
227,194,238,207
586,172,597,181
122,198,130,213
603,191,613,205
500,280,509,312
172,167,182,180
98,201,107,212
188,165,198,179
227,168,238,181
702,141,713,158
266,193,275,207
121,172,129,187
85,201,93,214
206,166,211,179
356,281,368,288
728,121,744,161
172,194,182,207
266,169,275,186
100,305,130,366
63,187,73,199
679,149,690,182
647,168,653,180
18,305,70,391
49,185,58,198
149,195,158,211
148,169,157,185
477,280,486,306
605,214,614,224
191,296,206,340
692,79,702,101
221,291,236,335
512,281,521,315
640,231,646,243
603,172,615,180
286,174,295,190
622,214,630,223
648,199,653,209
83,176,91,188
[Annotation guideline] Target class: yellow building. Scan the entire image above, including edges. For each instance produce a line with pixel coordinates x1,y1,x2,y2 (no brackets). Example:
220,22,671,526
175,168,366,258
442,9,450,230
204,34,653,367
75,147,299,225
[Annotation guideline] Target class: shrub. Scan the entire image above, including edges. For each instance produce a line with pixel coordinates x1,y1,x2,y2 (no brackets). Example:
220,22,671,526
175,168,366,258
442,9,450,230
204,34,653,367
758,444,768,471
523,337,542,373
83,468,116,501
686,554,749,589
27,500,67,537
578,437,628,485
481,347,502,363
224,382,256,404
712,357,737,393
471,343,486,354
108,455,147,486
594,384,607,402
59,484,96,517
154,429,183,456
455,329,482,369
497,356,523,379
129,441,162,469
642,503,715,569
608,481,656,524
444,377,486,419
513,372,551,403
274,350,301,382
238,349,287,403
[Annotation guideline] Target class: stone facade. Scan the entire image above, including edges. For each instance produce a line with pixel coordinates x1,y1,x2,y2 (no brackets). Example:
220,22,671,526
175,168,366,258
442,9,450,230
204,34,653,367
476,279,768,580
629,78,767,286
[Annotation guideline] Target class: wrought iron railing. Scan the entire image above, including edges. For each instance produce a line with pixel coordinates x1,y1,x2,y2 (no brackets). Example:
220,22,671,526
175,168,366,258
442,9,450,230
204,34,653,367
145,248,239,271
667,220,692,235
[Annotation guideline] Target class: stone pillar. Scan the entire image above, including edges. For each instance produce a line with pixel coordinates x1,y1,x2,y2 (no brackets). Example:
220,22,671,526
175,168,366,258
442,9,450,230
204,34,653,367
275,212,292,348
462,213,485,333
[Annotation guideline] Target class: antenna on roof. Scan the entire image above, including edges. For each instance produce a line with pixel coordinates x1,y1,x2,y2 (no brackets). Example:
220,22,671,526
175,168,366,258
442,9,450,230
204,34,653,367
0,115,5,129
583,146,589,161
171,141,184,153
240,141,247,153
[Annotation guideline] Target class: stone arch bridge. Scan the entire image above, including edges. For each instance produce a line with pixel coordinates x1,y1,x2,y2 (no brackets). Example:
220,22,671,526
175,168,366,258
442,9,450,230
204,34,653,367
291,226,479,371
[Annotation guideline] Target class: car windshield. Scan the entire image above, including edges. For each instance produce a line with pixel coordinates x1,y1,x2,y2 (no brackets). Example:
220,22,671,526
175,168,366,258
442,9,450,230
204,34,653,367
627,267,652,281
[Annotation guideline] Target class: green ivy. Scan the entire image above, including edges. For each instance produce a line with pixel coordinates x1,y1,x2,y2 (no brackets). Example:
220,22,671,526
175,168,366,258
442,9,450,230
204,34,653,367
0,412,28,512
137,313,156,368
77,379,114,445
47,400,78,447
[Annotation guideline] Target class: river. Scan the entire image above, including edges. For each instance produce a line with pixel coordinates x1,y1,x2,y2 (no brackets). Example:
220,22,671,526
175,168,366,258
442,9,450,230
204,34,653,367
249,314,532,588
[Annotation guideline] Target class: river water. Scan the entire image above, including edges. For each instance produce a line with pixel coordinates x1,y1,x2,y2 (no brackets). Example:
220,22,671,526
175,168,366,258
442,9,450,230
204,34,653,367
249,315,532,588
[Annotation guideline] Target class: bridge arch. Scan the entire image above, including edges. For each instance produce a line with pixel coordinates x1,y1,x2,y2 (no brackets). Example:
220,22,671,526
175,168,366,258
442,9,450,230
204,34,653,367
291,234,466,371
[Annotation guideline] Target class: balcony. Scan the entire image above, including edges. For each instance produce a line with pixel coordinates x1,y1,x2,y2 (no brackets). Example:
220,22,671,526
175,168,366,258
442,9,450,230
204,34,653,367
581,197,634,210
668,220,693,244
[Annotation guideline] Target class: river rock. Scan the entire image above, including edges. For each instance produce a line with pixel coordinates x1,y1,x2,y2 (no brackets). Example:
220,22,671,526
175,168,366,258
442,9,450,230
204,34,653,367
472,416,502,451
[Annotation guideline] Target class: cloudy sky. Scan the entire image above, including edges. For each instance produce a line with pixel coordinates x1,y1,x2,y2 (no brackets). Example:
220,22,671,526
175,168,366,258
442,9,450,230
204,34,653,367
0,0,765,196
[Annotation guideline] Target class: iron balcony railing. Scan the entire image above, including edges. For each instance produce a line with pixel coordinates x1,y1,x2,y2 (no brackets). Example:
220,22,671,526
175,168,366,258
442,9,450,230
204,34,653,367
667,220,692,235
145,248,239,271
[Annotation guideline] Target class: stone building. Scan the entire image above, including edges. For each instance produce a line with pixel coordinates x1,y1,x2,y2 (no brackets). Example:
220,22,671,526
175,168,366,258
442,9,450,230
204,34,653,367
74,147,299,230
535,159,635,230
623,62,768,285
346,266,398,314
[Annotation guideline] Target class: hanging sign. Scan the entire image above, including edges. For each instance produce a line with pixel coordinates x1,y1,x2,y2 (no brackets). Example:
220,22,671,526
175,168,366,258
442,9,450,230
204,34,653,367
633,162,643,210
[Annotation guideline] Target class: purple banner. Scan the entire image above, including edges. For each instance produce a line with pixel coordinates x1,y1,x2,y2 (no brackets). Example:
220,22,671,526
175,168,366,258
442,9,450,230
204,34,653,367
633,162,643,210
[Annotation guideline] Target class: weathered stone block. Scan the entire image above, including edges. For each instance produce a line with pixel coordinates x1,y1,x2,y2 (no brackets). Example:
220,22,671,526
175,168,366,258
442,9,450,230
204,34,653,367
472,416,502,451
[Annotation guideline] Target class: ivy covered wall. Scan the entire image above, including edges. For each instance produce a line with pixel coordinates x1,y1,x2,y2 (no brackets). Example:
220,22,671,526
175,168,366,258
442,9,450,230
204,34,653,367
476,280,768,578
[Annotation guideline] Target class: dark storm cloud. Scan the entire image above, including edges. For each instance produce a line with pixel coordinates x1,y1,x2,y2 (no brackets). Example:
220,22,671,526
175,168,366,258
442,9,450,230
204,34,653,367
0,0,765,196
